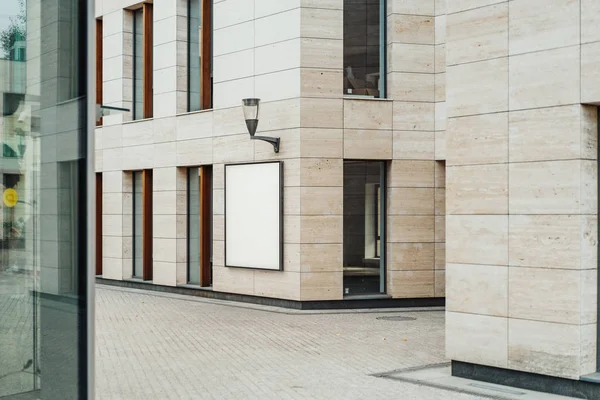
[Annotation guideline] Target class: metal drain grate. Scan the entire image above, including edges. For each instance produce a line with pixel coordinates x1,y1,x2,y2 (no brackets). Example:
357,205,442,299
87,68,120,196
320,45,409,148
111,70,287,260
376,316,416,322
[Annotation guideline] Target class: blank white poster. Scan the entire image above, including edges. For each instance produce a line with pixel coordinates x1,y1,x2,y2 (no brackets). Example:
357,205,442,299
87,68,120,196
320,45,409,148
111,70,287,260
225,162,282,270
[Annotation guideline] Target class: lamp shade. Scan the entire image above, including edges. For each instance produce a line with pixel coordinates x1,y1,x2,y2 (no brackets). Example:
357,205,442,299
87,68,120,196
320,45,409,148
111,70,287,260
242,98,260,137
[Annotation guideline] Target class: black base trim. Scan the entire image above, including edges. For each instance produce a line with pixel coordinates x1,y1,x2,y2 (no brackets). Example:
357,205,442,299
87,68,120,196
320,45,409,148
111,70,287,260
96,277,445,310
452,361,600,399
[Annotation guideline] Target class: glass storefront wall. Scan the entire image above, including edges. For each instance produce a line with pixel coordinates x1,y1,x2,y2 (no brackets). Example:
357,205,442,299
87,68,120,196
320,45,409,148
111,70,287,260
0,0,91,398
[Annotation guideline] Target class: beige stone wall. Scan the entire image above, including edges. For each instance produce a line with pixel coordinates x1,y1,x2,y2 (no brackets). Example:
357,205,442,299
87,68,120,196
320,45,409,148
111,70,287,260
446,0,599,380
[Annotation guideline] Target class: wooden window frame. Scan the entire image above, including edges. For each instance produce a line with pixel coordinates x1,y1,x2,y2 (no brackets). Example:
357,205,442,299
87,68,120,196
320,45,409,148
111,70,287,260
200,0,212,109
96,173,103,275
199,166,212,286
96,19,103,126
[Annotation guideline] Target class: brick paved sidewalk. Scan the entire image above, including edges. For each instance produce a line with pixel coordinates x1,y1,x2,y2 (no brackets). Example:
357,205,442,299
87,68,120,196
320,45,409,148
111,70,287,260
95,285,480,400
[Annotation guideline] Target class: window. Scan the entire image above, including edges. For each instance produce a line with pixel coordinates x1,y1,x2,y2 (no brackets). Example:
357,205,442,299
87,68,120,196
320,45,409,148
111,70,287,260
188,0,212,111
133,4,153,120
187,166,212,286
96,19,103,126
343,0,386,98
343,161,386,295
96,173,103,275
132,170,152,280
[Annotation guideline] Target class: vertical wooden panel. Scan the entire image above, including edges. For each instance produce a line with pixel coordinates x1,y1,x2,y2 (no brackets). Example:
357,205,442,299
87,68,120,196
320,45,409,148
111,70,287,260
201,0,212,109
199,166,212,286
143,3,153,118
142,169,153,280
96,173,103,275
96,19,103,126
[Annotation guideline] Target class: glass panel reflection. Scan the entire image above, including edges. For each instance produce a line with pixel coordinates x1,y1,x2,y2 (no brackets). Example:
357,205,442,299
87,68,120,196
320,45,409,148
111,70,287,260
187,168,200,284
133,171,143,278
1,0,90,398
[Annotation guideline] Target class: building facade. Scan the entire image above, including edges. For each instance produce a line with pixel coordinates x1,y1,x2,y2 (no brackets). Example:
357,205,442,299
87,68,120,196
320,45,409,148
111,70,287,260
96,0,600,396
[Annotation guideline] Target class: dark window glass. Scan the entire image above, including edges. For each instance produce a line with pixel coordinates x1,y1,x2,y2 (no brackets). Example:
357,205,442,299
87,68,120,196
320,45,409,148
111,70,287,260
343,0,385,98
343,160,386,295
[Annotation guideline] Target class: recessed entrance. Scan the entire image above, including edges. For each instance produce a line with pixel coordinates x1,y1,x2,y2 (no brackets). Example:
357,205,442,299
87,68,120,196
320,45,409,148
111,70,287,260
343,160,386,296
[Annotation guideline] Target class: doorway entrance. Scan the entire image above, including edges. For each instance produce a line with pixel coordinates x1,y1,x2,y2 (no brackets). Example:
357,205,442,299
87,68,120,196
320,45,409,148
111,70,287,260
343,160,386,296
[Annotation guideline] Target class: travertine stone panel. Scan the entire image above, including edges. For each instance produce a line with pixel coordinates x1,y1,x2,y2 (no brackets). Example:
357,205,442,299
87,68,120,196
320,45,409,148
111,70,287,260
446,164,508,214
508,319,581,379
446,3,508,66
581,324,598,376
388,243,435,271
388,15,435,45
509,267,584,325
388,216,435,243
393,102,435,131
388,72,435,102
388,188,435,215
300,244,343,273
212,266,255,296
435,161,446,187
435,243,446,270
447,0,507,15
434,131,446,160
447,263,508,316
389,43,434,73
343,99,393,130
388,270,435,298
446,312,508,368
301,69,342,98
300,98,343,129
300,128,343,158
300,272,343,300
300,186,343,215
344,130,393,160
300,8,342,40
300,216,342,244
509,215,597,270
388,0,435,16
582,0,600,44
509,0,579,55
153,117,177,143
435,216,445,242
581,42,600,104
447,57,508,117
301,0,343,9
509,160,587,215
435,188,445,215
509,46,580,111
509,105,582,162
153,262,177,286
300,38,343,69
300,158,343,187
434,270,445,297
388,160,435,188
254,271,301,300
447,113,508,165
447,215,508,265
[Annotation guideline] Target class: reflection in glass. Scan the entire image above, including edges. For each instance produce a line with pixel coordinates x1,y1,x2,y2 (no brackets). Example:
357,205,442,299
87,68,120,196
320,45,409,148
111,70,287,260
188,0,201,112
133,171,143,278
188,168,200,284
1,0,90,398
343,161,386,295
343,0,385,98
133,9,144,120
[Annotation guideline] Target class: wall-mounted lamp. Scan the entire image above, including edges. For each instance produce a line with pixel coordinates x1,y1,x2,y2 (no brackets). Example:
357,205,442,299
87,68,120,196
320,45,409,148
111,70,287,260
242,98,280,153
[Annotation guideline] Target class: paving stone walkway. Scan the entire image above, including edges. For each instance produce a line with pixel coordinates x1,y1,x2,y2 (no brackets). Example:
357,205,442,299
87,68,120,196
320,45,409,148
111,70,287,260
95,285,482,400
